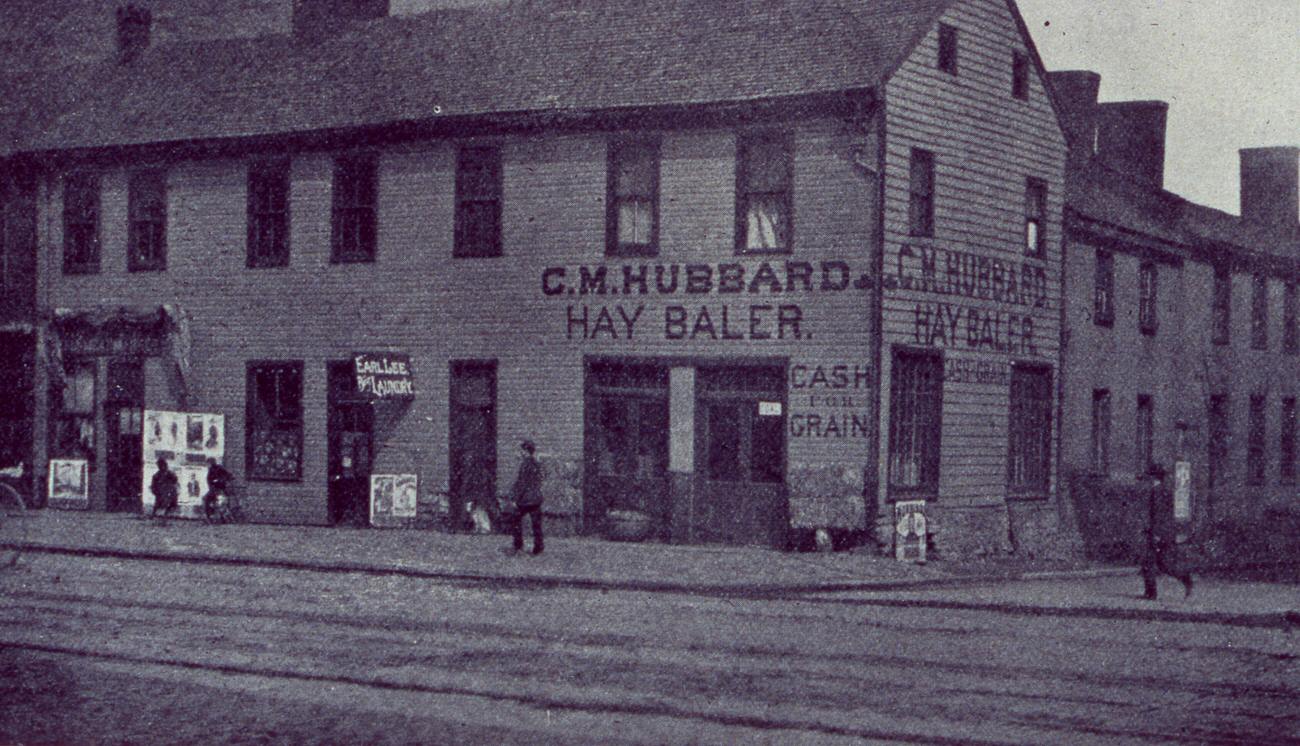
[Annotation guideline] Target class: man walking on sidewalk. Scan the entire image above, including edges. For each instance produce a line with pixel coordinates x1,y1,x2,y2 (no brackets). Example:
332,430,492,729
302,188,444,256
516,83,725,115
510,440,544,555
1141,463,1193,599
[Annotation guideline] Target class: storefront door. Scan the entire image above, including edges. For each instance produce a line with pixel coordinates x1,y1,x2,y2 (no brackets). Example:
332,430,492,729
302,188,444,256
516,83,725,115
695,366,788,547
584,362,670,537
449,361,497,531
105,359,144,512
328,362,373,525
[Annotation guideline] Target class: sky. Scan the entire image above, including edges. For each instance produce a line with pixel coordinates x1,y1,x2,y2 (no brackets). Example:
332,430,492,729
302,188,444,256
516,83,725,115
1014,0,1299,216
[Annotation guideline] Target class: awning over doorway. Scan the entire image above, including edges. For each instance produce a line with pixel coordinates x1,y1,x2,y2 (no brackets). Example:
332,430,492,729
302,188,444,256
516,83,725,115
42,304,192,402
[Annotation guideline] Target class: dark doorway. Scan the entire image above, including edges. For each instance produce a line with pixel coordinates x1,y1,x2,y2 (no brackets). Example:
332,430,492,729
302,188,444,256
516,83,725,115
105,358,144,512
449,361,497,531
695,365,788,546
584,362,670,538
328,361,373,525
0,333,34,503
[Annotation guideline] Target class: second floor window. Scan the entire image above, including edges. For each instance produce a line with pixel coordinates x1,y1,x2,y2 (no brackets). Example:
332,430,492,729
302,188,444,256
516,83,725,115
1212,268,1231,345
1138,262,1158,334
607,139,659,257
248,158,290,268
455,146,503,258
1093,249,1114,327
127,169,167,271
1091,388,1111,473
736,131,793,253
1009,364,1053,493
908,148,935,237
1024,178,1047,257
1285,283,1298,354
1248,394,1266,485
331,153,377,263
888,349,942,493
1251,274,1269,350
63,172,100,274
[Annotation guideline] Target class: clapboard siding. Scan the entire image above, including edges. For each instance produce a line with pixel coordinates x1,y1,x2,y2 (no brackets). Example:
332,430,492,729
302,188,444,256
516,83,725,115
878,0,1066,537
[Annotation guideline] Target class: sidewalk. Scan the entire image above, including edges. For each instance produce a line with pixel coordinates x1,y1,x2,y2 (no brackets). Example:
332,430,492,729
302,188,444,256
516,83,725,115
4,510,1296,628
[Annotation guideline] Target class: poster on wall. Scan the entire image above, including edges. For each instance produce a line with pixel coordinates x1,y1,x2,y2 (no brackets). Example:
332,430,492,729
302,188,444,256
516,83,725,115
894,500,927,563
370,474,418,528
141,409,224,518
48,459,89,507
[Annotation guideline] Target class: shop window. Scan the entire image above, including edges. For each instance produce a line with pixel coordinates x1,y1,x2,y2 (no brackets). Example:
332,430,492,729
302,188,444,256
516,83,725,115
127,169,166,271
1009,364,1052,493
63,172,100,274
1024,177,1046,257
1093,250,1114,327
1251,274,1268,350
1138,262,1158,335
607,138,659,257
1284,283,1298,354
1281,398,1296,484
937,23,958,75
1134,394,1153,477
888,349,942,492
49,360,96,461
331,153,377,263
455,145,502,258
247,158,290,268
1090,388,1110,473
1207,394,1229,490
1212,268,1231,345
1247,394,1266,486
736,131,793,253
908,148,935,237
1011,51,1029,100
246,361,303,481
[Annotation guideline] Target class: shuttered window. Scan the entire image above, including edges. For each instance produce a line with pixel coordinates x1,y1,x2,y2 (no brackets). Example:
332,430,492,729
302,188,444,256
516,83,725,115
888,349,942,493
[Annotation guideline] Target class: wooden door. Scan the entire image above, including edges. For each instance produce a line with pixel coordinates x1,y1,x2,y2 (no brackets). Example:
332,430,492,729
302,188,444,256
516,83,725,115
105,359,144,512
449,361,497,531
328,362,373,525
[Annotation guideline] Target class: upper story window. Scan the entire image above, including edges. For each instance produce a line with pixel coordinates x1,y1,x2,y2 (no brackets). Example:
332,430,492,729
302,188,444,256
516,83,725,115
1251,273,1269,350
1284,282,1298,354
246,361,303,482
1024,177,1047,257
331,153,377,263
455,145,503,258
1008,364,1053,494
1093,249,1114,327
1012,51,1030,99
606,138,660,257
937,24,958,75
127,169,167,272
62,172,100,274
736,131,793,254
888,348,942,494
1212,267,1231,345
908,148,935,238
1090,388,1111,474
248,158,290,268
1282,397,1297,484
1248,393,1267,486
1138,262,1158,335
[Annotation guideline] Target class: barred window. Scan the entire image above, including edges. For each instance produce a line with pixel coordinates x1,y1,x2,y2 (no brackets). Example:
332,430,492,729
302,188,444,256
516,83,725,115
455,146,502,258
1135,395,1153,477
1138,262,1158,335
248,158,290,268
63,172,100,274
1090,389,1111,473
607,138,660,257
888,349,942,492
1251,274,1268,350
128,169,167,271
736,131,793,253
909,149,935,237
1212,268,1231,345
1094,250,1114,327
1281,397,1296,484
1009,364,1052,493
1024,178,1047,257
331,153,377,263
1248,394,1266,486
246,362,303,481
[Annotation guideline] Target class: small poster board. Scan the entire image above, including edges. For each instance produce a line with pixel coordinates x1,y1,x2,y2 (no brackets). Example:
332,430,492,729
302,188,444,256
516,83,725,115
370,474,418,527
895,500,927,563
48,459,89,507
142,409,224,518
1173,461,1191,521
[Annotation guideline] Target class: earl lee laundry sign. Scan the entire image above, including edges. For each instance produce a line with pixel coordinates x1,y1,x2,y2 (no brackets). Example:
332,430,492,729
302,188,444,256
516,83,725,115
354,353,415,399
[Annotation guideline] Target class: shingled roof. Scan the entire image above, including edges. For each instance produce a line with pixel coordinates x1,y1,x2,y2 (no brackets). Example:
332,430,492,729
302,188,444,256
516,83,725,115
4,0,952,156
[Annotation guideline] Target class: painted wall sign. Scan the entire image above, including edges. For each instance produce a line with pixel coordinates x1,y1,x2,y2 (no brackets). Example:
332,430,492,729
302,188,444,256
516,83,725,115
788,363,872,439
542,261,872,298
942,357,1011,386
912,302,1039,356
354,352,415,399
886,245,1049,309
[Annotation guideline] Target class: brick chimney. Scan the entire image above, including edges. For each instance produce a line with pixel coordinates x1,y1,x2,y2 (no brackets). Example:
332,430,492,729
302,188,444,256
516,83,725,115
116,4,152,64
1240,146,1300,238
1094,101,1168,192
1046,70,1101,172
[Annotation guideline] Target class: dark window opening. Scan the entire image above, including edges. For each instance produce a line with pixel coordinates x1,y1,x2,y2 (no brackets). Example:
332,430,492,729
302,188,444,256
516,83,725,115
1248,394,1266,486
1024,177,1047,257
1090,388,1110,473
889,349,942,493
63,172,100,274
1012,51,1030,99
909,148,935,238
700,366,785,485
455,145,502,258
1212,268,1231,345
1009,364,1053,493
1282,398,1296,484
1284,283,1298,354
1138,262,1158,335
248,158,290,268
937,24,958,75
736,131,793,253
246,362,303,481
1135,394,1153,477
1251,274,1268,350
128,169,167,271
607,139,660,257
331,153,377,263
1094,250,1114,327
1207,394,1230,491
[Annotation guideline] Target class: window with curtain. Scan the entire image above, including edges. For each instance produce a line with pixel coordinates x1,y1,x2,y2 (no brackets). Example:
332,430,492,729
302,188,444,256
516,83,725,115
736,131,792,253
607,139,659,256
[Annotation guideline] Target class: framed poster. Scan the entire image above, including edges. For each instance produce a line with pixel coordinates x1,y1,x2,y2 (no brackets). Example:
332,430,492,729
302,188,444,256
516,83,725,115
49,459,89,505
370,474,418,527
894,500,928,563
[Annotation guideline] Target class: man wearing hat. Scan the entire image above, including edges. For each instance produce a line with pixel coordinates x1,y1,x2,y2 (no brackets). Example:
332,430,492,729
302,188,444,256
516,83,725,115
1141,463,1193,599
510,440,544,555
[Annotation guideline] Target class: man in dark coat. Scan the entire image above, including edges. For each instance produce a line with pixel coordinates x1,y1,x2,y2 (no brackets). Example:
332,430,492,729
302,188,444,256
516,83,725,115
1141,463,1193,599
149,459,179,523
510,440,544,555
203,457,234,522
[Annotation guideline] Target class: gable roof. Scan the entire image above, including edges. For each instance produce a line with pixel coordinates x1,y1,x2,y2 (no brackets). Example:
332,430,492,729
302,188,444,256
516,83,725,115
4,0,953,157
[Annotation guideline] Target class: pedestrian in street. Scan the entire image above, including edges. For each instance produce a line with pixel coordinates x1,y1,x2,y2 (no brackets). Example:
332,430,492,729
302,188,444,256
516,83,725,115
1140,463,1193,599
509,440,544,555
203,457,234,523
149,458,179,524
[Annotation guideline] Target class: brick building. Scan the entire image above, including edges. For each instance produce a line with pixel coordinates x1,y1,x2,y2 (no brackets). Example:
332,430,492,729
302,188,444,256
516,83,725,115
2,0,1071,555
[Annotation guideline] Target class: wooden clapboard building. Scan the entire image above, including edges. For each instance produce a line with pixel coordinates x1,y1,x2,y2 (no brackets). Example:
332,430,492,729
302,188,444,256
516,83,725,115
1,0,1068,555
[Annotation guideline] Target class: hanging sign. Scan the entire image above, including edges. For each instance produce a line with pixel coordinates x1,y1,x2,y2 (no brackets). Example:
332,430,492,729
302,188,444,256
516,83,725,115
354,352,415,400
895,500,927,563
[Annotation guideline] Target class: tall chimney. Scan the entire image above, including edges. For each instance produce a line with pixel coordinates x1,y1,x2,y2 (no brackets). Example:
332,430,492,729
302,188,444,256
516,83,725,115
1046,70,1100,172
116,5,152,64
1094,101,1168,191
1240,146,1299,239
